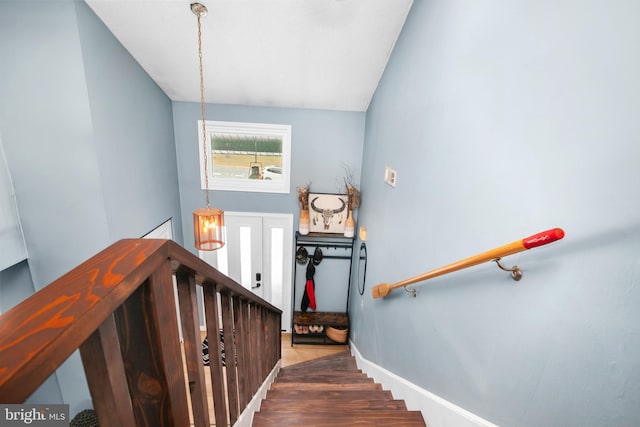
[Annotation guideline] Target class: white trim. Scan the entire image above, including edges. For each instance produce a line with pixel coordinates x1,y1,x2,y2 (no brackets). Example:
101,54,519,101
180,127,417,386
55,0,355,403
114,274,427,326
233,360,281,427
142,218,174,239
0,135,28,271
349,341,499,427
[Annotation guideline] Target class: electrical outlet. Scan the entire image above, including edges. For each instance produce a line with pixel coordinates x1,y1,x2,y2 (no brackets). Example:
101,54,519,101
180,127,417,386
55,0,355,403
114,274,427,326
384,166,397,187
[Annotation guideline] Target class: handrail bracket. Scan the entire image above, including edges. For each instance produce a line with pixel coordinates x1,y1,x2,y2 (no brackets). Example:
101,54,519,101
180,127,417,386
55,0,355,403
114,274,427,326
403,285,417,298
494,258,523,281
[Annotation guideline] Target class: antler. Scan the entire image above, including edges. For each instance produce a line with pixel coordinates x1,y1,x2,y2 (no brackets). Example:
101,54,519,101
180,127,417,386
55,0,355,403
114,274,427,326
332,198,346,213
310,197,323,213
310,197,347,213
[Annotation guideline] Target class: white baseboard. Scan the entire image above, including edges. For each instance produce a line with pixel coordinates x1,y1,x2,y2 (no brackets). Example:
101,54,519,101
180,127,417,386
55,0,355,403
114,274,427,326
233,361,281,427
349,341,498,427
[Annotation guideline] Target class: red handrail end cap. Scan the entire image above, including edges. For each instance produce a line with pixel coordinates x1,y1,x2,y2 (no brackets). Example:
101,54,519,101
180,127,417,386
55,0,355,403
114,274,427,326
523,227,565,249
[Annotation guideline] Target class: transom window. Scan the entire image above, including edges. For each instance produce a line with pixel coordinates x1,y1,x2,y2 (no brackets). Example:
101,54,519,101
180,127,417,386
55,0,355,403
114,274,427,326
198,120,291,193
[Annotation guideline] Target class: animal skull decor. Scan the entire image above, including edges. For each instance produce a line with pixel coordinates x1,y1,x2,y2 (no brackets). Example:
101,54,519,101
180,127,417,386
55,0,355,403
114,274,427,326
309,193,348,233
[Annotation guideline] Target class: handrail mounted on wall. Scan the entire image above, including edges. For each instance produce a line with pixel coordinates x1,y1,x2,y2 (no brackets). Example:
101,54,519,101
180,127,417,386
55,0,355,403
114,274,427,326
372,228,565,299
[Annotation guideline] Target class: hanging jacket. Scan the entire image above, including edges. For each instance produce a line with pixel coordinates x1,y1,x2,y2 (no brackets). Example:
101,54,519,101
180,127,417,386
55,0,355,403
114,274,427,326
301,258,317,311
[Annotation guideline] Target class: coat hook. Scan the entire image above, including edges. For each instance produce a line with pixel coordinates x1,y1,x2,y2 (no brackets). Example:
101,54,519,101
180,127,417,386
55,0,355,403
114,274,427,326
494,258,522,281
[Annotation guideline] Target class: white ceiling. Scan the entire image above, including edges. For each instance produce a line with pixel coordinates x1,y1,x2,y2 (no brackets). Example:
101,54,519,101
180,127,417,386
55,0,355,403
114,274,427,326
85,0,413,112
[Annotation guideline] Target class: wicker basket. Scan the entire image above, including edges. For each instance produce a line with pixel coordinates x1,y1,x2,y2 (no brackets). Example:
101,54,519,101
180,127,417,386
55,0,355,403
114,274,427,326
326,326,348,343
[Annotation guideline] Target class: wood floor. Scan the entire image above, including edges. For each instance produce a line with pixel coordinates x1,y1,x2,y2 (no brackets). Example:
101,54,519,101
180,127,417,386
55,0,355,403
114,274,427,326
280,332,348,367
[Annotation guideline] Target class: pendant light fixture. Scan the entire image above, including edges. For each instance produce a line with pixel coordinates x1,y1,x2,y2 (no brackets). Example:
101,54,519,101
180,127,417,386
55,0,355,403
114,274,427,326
191,2,225,251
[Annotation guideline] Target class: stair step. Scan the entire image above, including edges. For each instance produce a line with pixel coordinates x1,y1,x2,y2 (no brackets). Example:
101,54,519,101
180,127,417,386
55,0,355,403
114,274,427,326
265,389,394,401
278,365,362,377
275,373,373,383
252,409,426,427
269,382,382,391
259,398,408,411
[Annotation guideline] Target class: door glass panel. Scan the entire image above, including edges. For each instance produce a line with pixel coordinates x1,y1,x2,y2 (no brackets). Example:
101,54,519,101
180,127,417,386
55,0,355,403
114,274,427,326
215,241,229,276
239,226,252,288
270,227,284,309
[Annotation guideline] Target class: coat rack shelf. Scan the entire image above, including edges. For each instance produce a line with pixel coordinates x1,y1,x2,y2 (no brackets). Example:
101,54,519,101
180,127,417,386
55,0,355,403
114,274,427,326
291,232,355,345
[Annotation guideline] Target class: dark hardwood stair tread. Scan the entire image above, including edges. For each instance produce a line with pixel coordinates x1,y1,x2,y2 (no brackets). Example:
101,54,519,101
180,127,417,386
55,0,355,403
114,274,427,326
269,382,382,391
252,410,426,426
259,398,408,411
265,389,394,400
275,373,373,383
278,366,363,378
279,364,361,373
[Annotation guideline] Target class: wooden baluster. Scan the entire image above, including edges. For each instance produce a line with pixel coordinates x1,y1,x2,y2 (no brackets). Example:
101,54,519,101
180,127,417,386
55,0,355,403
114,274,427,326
80,314,136,427
233,298,250,409
276,312,282,364
254,305,264,383
262,309,269,376
258,307,265,380
220,291,239,423
265,312,273,370
271,311,281,371
265,308,272,378
249,304,259,394
114,262,189,427
175,271,210,427
202,282,228,427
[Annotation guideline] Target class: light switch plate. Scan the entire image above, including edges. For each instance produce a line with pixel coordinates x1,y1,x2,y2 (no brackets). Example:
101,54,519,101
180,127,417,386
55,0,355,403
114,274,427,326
384,166,397,187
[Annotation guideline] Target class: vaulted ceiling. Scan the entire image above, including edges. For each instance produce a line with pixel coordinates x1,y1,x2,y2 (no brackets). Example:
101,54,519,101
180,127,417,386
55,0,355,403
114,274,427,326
85,0,413,112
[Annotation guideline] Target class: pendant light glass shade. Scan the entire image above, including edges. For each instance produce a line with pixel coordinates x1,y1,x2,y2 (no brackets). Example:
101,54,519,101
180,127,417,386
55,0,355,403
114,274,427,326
193,207,225,251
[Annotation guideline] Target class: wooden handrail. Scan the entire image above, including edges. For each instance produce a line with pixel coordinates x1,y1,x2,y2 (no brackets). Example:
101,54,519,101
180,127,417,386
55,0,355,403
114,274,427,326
0,239,281,426
372,228,565,298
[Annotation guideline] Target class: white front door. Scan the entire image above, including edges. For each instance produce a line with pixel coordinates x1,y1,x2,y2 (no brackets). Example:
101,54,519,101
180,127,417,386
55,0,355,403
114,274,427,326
200,212,293,332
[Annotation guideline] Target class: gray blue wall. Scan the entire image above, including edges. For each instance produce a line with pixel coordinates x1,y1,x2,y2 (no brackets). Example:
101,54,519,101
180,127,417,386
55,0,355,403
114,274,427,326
0,1,182,415
172,102,365,311
172,102,365,250
350,0,640,426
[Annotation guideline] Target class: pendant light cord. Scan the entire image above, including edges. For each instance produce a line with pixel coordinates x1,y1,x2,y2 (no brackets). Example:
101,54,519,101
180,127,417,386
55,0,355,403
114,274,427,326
196,8,210,208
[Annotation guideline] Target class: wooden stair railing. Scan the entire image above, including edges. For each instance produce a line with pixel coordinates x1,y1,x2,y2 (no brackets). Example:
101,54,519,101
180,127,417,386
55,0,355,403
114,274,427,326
0,239,282,427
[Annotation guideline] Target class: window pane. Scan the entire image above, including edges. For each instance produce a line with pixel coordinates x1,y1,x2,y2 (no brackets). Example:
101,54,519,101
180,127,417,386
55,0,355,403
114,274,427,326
270,227,284,309
239,226,252,288
212,134,283,181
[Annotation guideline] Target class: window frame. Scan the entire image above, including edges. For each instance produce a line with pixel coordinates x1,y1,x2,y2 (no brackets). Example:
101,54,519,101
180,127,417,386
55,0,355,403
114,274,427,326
197,120,291,194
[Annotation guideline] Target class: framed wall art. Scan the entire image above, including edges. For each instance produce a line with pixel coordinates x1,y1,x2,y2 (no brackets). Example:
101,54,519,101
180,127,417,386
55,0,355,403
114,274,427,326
308,193,349,233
